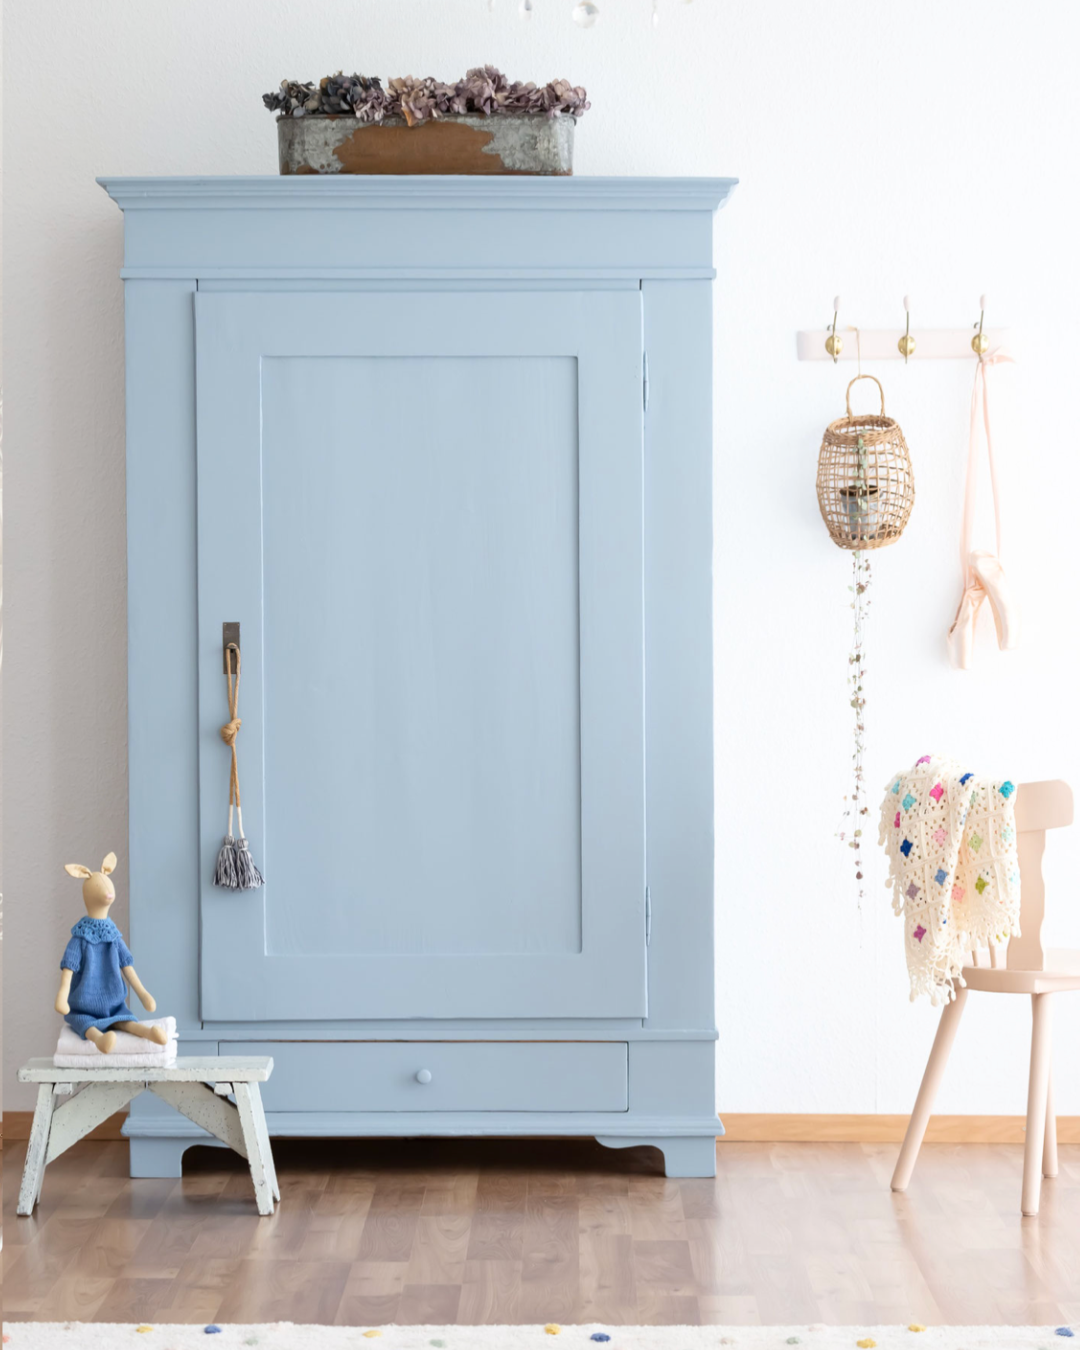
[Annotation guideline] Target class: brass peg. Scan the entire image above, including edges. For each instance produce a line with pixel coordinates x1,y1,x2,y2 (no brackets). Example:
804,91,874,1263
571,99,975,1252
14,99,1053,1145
825,296,843,362
972,294,989,356
897,295,916,362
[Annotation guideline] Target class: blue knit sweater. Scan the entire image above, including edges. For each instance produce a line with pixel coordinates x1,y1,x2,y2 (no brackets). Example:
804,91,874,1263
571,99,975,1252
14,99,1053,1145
60,916,136,1036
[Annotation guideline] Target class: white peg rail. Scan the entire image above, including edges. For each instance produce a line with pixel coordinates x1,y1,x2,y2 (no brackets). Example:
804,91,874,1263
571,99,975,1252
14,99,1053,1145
797,327,1008,361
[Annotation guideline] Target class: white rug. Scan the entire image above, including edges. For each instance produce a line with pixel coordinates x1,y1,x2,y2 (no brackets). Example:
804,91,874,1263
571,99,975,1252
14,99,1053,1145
2,1326,1075,1349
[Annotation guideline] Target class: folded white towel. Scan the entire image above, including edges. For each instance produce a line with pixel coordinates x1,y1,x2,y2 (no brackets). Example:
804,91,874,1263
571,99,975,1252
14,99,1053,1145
53,1046,178,1069
54,1016,178,1068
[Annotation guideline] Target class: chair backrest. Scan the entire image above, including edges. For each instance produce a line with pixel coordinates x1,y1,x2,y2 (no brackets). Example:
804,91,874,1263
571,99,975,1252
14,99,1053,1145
1005,780,1074,971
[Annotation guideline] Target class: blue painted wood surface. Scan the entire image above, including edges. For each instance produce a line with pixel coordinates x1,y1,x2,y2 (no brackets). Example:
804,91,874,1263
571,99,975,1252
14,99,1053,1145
99,176,737,281
195,289,646,1021
220,1041,629,1114
261,355,584,960
102,176,735,1176
123,280,200,1029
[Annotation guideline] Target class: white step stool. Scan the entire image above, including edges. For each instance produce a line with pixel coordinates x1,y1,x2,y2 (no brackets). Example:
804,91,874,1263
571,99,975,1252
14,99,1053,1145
16,1055,279,1216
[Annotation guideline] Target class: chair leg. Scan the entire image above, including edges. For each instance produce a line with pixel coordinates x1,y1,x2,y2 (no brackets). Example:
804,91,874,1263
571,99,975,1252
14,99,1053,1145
892,985,968,1192
1022,992,1053,1216
1043,1069,1058,1179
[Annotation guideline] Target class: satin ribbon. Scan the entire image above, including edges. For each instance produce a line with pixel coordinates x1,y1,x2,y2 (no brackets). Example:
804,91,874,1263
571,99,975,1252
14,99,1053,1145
948,351,1018,669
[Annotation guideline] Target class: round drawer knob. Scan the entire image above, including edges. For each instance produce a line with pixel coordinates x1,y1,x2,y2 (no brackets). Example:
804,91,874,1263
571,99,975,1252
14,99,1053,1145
415,1069,433,1085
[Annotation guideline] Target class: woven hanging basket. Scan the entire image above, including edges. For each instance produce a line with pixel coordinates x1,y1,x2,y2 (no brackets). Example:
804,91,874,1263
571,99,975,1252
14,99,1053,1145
816,374,914,551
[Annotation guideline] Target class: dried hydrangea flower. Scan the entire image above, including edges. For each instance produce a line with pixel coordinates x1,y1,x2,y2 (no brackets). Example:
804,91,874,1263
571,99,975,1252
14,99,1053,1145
543,78,590,117
262,79,320,117
263,67,590,122
387,75,456,126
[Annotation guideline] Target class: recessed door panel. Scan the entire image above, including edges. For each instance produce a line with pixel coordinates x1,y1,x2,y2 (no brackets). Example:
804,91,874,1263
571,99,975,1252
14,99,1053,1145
262,354,582,958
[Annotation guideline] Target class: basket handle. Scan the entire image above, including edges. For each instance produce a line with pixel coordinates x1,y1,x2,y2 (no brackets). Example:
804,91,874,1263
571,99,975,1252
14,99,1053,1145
845,373,886,418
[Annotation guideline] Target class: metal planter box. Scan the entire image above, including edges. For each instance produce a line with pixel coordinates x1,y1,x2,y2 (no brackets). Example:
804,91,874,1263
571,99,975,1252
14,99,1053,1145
277,113,575,176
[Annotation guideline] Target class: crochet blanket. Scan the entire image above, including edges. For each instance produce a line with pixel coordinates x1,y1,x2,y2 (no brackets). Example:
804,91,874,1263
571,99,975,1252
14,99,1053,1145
879,754,1021,1004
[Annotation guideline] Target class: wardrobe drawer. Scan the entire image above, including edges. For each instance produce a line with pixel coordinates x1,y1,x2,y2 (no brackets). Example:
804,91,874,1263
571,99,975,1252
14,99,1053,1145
219,1040,628,1113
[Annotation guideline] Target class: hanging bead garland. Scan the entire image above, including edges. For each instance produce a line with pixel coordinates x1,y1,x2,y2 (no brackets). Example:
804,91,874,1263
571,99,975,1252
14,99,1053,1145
816,375,912,902
489,0,696,26
836,548,872,905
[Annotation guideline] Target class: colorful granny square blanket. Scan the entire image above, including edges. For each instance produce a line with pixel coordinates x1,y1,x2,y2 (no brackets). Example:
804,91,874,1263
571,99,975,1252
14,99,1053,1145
879,754,1020,1004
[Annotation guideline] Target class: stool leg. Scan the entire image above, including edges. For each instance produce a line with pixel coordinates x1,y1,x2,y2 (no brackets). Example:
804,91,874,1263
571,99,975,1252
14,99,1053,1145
1043,1069,1058,1179
18,1085,56,1216
892,986,968,1192
233,1082,275,1216
1022,992,1053,1216
248,1083,279,1202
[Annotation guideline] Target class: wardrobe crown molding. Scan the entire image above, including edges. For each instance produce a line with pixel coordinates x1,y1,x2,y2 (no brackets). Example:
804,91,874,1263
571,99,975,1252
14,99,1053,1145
98,174,739,214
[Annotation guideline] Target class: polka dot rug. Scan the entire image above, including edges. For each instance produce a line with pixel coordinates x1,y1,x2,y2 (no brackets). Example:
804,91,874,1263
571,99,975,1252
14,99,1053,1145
1,1325,1074,1349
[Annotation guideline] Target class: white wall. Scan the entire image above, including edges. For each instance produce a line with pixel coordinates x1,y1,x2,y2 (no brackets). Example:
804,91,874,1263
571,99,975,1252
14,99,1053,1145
4,0,1079,1114
0,10,5,1112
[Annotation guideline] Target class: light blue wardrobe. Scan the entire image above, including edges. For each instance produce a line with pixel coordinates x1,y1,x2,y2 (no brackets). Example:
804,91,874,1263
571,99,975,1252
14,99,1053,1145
100,175,737,1178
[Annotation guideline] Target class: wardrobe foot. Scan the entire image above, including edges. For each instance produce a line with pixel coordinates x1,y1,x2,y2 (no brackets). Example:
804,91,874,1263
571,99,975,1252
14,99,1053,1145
127,1135,201,1179
595,1134,718,1178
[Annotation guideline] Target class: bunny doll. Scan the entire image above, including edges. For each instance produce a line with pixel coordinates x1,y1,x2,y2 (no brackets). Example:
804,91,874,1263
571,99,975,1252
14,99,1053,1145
55,852,168,1054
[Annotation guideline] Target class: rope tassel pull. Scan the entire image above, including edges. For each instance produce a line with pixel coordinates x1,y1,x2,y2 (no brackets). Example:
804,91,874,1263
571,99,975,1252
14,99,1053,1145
213,642,264,890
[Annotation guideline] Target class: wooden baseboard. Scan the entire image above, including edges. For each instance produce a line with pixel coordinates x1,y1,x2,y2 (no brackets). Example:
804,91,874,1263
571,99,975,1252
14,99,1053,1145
720,1113,1080,1143
4,1109,1077,1146
3,1110,130,1142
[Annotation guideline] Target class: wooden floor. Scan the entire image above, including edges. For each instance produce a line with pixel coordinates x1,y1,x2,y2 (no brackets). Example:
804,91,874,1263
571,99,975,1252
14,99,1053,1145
3,1137,1079,1327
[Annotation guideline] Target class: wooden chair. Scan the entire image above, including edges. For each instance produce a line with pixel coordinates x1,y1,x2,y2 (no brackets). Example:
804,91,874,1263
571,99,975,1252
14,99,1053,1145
891,779,1078,1216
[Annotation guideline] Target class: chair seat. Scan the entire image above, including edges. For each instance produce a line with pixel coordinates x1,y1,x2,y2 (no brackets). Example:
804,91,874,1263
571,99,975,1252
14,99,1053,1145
962,949,1080,994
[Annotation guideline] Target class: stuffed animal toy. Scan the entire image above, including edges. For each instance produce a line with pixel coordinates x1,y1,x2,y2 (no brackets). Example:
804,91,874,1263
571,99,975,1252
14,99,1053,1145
55,852,168,1055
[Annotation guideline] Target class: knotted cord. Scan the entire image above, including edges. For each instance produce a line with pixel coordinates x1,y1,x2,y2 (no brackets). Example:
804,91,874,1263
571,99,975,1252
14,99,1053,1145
220,643,244,839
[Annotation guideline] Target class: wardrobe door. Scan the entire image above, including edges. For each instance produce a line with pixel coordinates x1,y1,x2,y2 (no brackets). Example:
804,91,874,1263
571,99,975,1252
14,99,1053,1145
195,289,646,1021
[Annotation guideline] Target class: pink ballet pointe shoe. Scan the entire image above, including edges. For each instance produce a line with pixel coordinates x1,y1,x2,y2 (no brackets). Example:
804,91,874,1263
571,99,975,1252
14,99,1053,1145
970,550,1019,651
948,584,985,670
948,349,1017,667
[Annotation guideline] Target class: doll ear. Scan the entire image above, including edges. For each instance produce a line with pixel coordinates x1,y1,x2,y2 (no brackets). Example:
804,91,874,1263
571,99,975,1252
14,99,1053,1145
100,853,118,876
65,864,92,879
